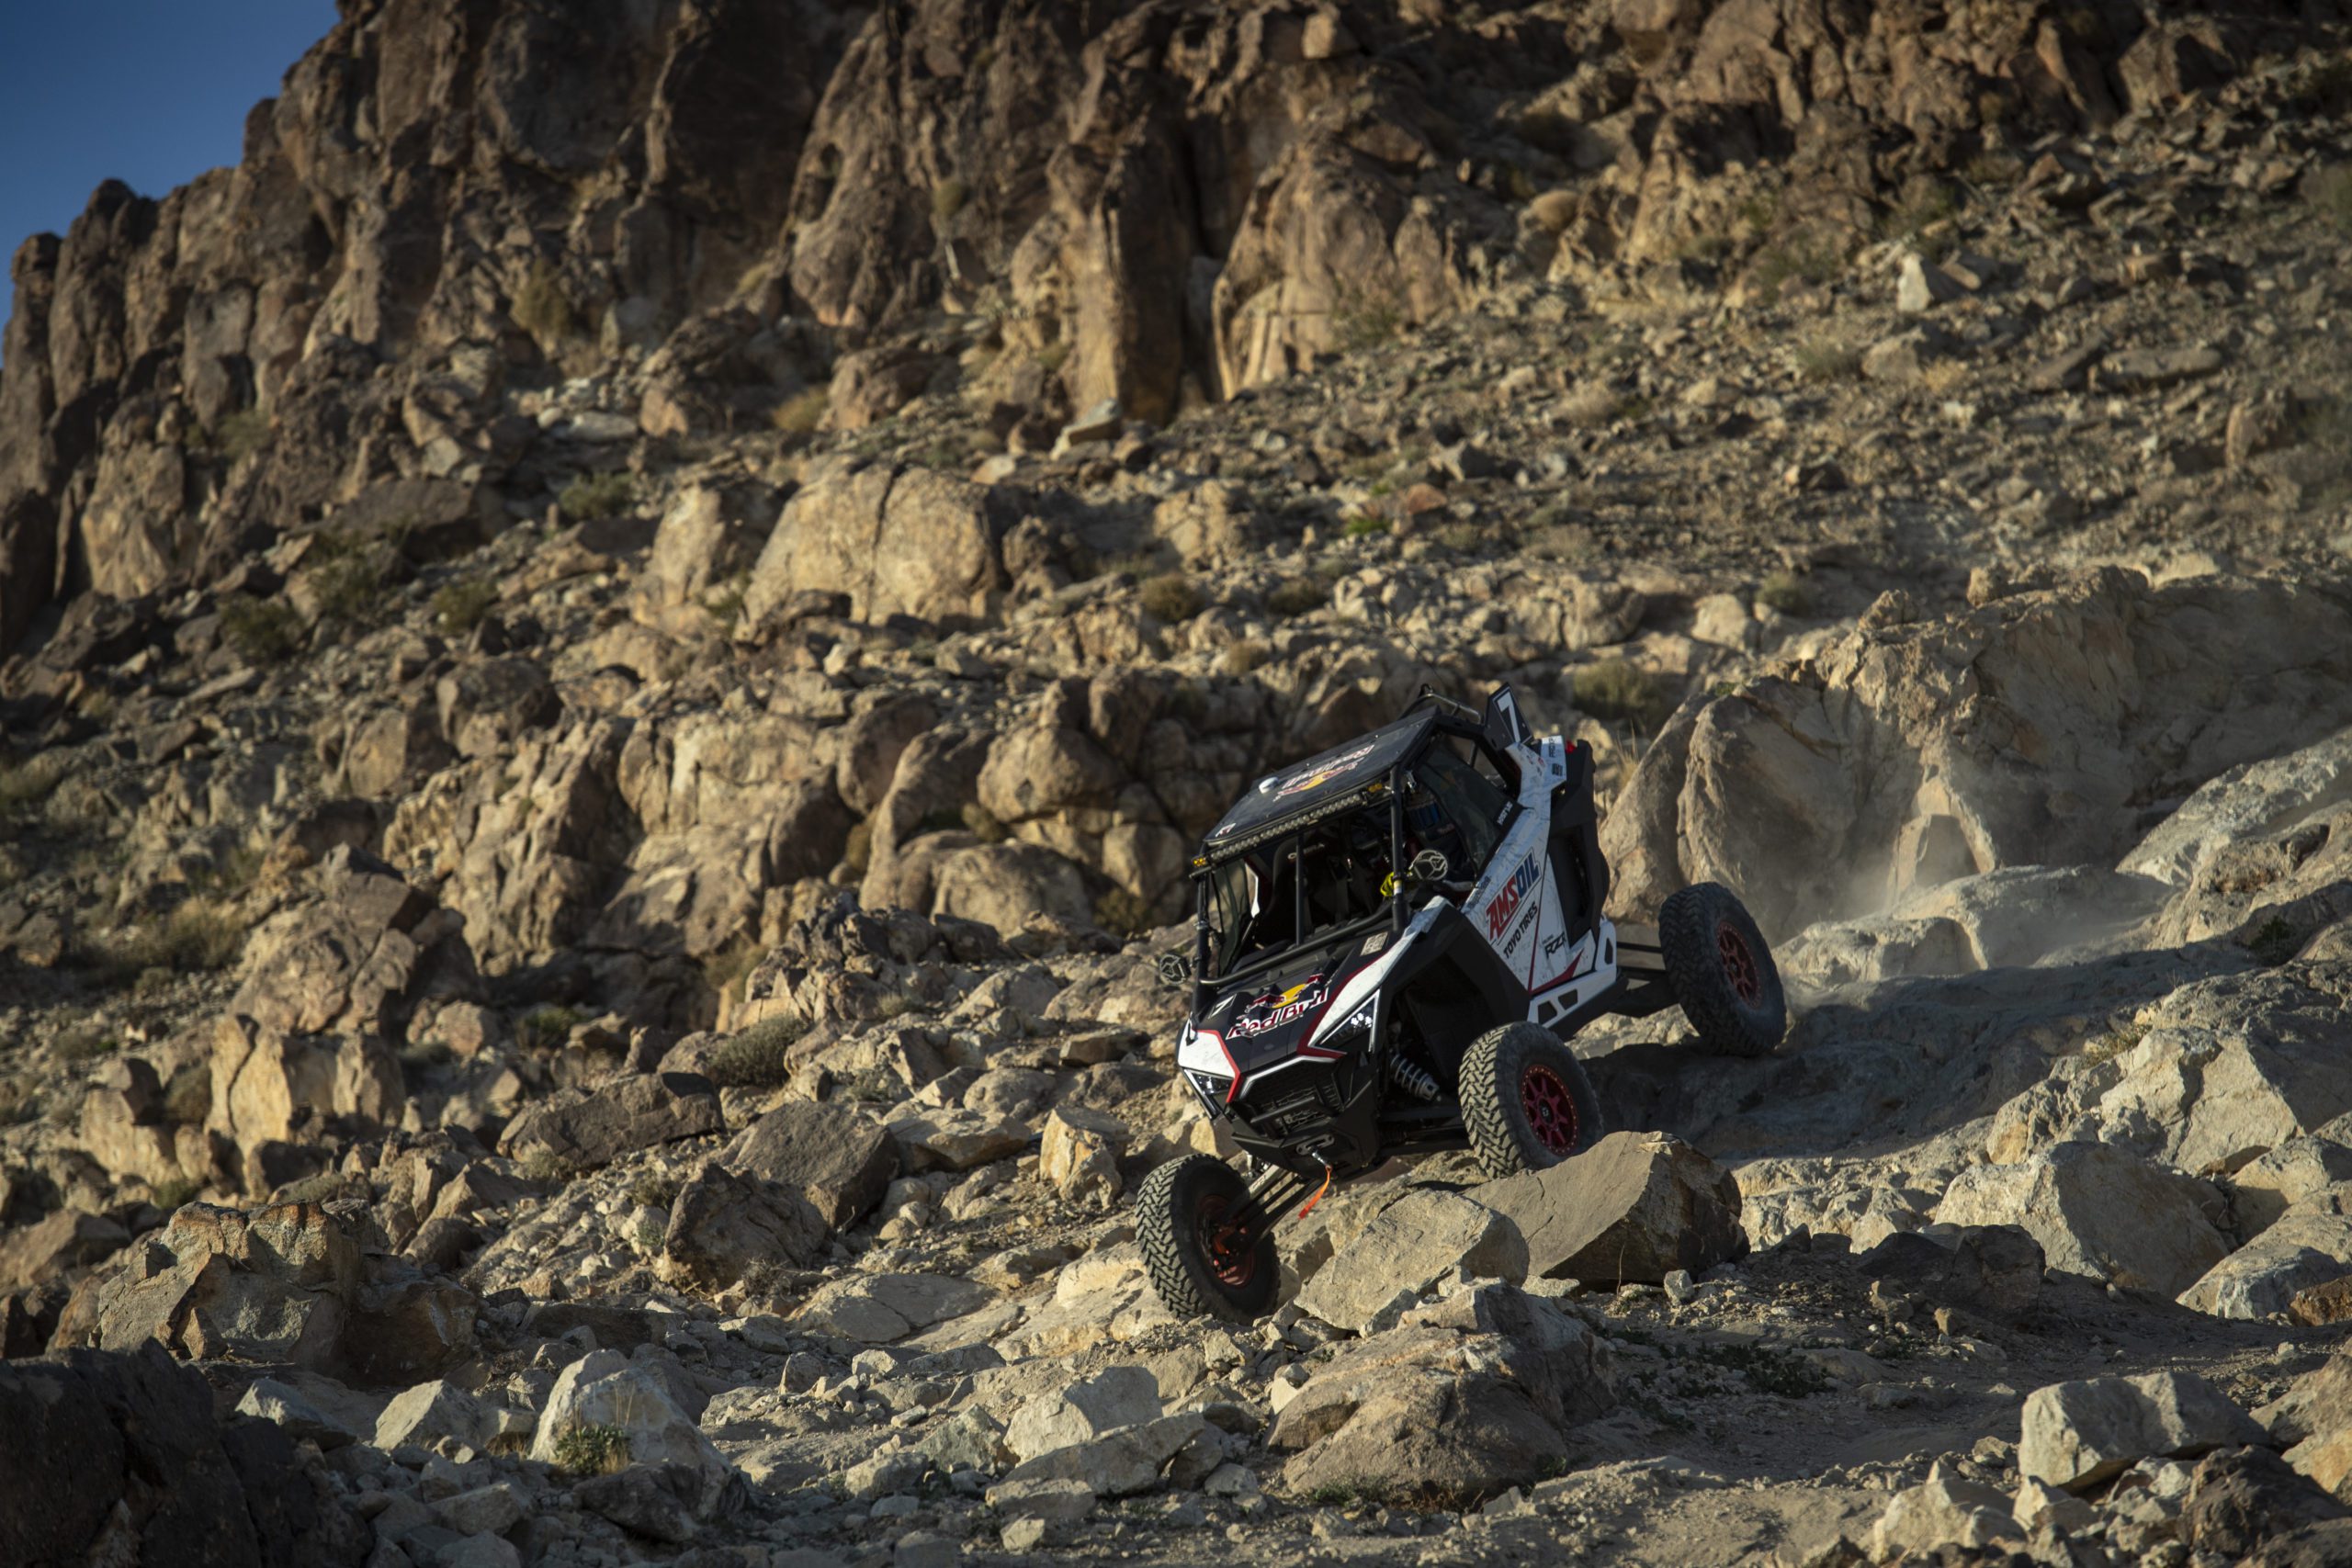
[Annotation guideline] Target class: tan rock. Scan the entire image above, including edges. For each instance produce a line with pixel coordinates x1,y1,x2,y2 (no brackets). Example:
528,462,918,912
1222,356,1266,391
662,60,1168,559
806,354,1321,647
1474,1131,1744,1286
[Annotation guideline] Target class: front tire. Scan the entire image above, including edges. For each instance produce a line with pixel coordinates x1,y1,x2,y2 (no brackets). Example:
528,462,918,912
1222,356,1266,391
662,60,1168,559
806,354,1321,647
1136,1156,1278,1322
1660,882,1786,1057
1460,1021,1605,1179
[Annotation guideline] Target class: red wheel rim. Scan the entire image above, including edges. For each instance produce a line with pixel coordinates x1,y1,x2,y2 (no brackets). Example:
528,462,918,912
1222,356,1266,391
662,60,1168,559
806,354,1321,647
1195,1192,1256,1288
1717,922,1761,1005
1520,1064,1580,1156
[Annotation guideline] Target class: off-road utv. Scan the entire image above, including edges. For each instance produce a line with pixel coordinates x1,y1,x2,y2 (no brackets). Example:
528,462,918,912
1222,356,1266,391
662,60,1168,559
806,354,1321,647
1137,684,1786,1322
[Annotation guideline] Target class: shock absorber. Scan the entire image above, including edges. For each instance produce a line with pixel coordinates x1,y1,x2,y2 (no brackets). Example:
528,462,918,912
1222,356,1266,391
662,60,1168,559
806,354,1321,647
1387,1053,1442,1102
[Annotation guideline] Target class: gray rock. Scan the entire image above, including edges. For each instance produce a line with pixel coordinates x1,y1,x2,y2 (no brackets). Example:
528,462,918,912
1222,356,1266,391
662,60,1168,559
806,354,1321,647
497,1073,724,1171
2020,1371,2270,1492
1005,1366,1160,1462
1474,1131,1744,1286
724,1099,900,1228
571,1464,699,1544
1295,1189,1525,1333
1933,1141,2227,1297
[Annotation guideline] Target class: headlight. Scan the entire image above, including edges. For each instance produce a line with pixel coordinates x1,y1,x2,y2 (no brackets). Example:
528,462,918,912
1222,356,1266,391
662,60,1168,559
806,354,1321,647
1308,998,1377,1050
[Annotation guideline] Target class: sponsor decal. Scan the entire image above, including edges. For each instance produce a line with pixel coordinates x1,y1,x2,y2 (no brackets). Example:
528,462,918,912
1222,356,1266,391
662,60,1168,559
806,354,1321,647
1543,931,1568,958
1484,854,1542,941
1272,742,1380,799
1362,931,1387,956
1230,974,1328,1037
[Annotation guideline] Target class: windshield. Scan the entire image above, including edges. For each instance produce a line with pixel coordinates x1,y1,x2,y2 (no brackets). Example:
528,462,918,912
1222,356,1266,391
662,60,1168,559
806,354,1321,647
1201,797,1399,981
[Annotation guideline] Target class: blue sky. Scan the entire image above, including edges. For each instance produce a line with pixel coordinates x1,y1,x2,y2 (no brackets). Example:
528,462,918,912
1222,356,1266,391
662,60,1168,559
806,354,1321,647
0,1,338,346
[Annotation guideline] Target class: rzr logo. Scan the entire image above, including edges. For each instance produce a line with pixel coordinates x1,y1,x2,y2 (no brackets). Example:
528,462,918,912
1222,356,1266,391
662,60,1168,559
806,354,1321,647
1231,974,1327,1036
1485,856,1541,940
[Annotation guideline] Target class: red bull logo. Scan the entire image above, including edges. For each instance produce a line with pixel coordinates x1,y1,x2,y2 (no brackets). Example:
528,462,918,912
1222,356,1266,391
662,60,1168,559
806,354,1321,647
1233,974,1327,1036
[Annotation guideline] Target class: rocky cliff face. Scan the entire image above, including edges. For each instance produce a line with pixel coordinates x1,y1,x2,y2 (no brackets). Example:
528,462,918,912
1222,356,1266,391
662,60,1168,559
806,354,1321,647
6,3,2352,1566
1,0,2312,653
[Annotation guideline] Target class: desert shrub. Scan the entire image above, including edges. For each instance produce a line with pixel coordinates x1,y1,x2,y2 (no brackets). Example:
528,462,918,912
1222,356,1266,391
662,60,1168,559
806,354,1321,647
220,596,305,663
1095,887,1154,935
1218,638,1271,676
94,900,247,979
626,1173,681,1212
312,552,384,630
1139,573,1203,623
520,1150,577,1186
771,385,831,434
55,1024,114,1064
514,260,582,344
434,578,500,637
517,1004,583,1051
1035,341,1070,374
1574,660,1671,731
2309,164,2352,236
1758,571,1815,616
160,1064,211,1126
1878,178,1960,249
1336,288,1404,352
2290,51,2352,117
213,409,270,466
2245,916,2301,967
559,471,635,522
2083,1019,2150,1064
932,177,970,221
552,1425,632,1475
843,821,873,874
148,1177,200,1212
1340,514,1390,538
700,934,766,1006
1751,237,1849,300
1793,337,1863,384
961,803,1010,844
704,1015,809,1090
0,752,65,818
1265,578,1330,617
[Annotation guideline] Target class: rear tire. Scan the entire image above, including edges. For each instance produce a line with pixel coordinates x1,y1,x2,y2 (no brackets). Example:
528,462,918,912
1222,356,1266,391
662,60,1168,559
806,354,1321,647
1660,882,1786,1057
1460,1021,1605,1179
1136,1155,1278,1323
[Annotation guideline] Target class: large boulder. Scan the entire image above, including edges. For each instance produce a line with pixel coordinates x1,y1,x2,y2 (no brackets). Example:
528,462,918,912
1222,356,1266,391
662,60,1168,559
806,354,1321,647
530,1349,738,1517
742,457,1017,628
0,1344,367,1567
228,844,477,1041
2093,964,2352,1176
1271,1285,1612,1507
1294,1189,1525,1334
209,1013,404,1159
1855,1225,2045,1325
497,1072,725,1171
1472,1131,1745,1285
2020,1371,2270,1492
1932,1140,2228,1297
2177,1183,2352,1320
1603,572,2352,936
723,1099,899,1228
658,1163,829,1290
52,1202,362,1370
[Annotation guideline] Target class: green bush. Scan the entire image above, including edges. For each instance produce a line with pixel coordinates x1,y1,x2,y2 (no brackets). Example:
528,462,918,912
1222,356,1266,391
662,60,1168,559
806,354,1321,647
2245,917,2301,967
56,1025,115,1063
1139,573,1203,624
704,1015,809,1090
93,900,248,980
149,1177,201,1212
514,260,582,345
559,471,636,522
1751,238,1849,300
434,578,501,637
771,385,831,435
312,552,384,630
1265,578,1330,617
1574,660,1672,731
0,752,65,819
220,596,305,663
1758,571,1815,616
1340,514,1390,538
2309,164,2352,236
161,1065,211,1126
1096,887,1155,935
552,1425,632,1475
213,409,270,466
1792,338,1862,384
932,177,970,221
517,1004,583,1050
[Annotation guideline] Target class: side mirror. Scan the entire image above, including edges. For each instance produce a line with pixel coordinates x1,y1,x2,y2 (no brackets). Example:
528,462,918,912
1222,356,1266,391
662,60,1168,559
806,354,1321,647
1156,953,1194,987
1408,848,1451,886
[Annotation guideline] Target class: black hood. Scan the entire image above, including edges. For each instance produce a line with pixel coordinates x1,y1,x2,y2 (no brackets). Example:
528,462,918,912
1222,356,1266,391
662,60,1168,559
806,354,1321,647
1195,931,1384,1079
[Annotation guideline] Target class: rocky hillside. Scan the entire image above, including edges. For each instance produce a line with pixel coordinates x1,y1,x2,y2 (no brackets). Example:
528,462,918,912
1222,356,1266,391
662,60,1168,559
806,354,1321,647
6,1,2352,1565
